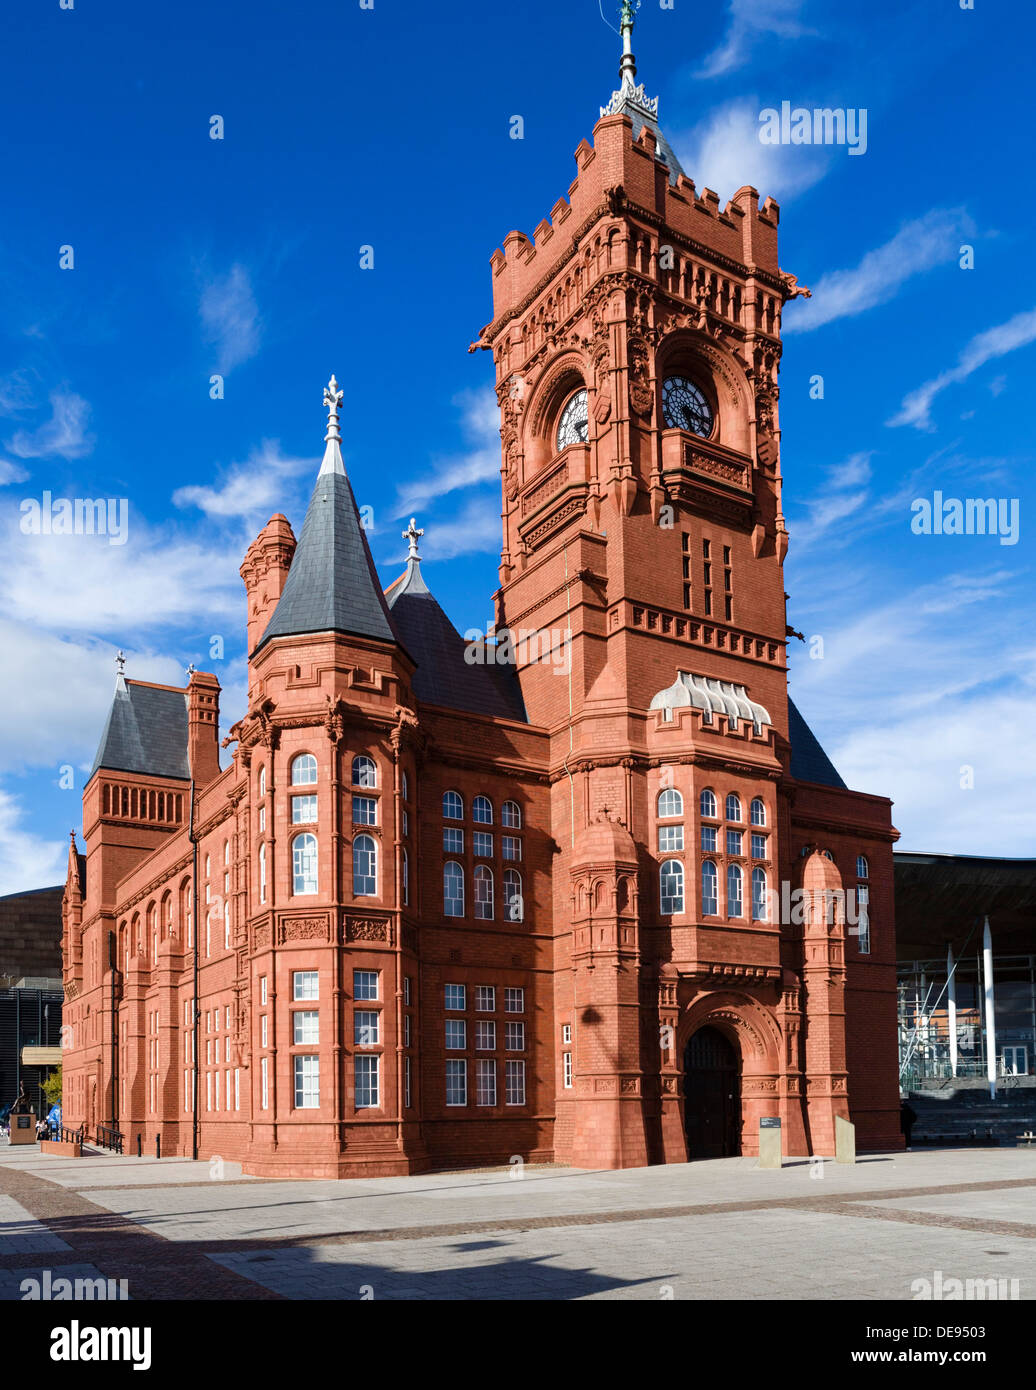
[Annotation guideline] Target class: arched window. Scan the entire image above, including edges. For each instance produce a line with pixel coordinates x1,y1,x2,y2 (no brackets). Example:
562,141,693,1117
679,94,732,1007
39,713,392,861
701,861,718,915
443,790,463,820
402,848,409,907
474,864,494,919
258,765,266,798
258,844,267,904
293,833,318,895
503,869,523,921
658,788,684,819
402,771,409,801
725,793,742,823
291,753,317,786
856,854,869,880
352,755,376,788
750,798,766,827
555,387,589,450
727,863,743,917
660,860,684,915
700,788,717,819
223,839,230,865
751,867,767,922
149,904,158,962
161,891,172,939
473,795,493,825
502,800,522,829
444,860,464,917
352,834,377,897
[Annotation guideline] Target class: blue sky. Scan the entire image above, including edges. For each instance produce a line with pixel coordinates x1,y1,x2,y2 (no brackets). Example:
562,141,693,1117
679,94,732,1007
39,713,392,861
1,0,1033,891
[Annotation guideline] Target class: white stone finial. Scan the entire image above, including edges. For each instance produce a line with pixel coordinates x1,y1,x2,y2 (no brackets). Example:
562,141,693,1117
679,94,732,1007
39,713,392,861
402,517,424,561
323,374,344,443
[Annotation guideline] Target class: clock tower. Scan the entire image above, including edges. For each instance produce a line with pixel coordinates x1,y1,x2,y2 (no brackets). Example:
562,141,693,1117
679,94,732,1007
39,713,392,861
471,4,865,1165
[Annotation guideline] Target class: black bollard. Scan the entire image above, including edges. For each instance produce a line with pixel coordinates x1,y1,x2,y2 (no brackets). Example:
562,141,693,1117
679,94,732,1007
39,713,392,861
136,1133,142,1157
156,1134,161,1159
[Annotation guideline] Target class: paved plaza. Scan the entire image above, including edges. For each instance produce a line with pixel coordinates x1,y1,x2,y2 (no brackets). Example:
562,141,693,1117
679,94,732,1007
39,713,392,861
0,1145,1033,1300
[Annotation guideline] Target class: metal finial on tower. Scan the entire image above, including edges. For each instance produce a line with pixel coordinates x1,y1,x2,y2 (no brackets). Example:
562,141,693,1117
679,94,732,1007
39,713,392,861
323,374,344,444
116,649,126,676
619,0,639,87
402,517,424,561
186,662,196,680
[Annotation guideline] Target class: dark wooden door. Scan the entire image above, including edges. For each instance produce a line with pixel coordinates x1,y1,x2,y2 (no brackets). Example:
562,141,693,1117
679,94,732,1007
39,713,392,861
684,1026,741,1158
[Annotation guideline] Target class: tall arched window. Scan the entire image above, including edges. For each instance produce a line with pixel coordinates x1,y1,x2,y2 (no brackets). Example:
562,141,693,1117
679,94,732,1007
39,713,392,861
660,860,684,915
402,848,409,906
700,788,717,819
503,869,523,921
856,854,869,880
472,795,493,825
293,833,318,895
701,861,718,915
474,864,494,919
149,904,158,962
725,793,742,822
727,862,743,917
502,800,522,829
352,755,377,788
444,860,464,916
352,834,377,896
751,867,767,921
258,765,266,797
291,753,317,786
750,798,766,827
657,788,684,819
161,891,172,939
258,844,267,904
443,790,463,820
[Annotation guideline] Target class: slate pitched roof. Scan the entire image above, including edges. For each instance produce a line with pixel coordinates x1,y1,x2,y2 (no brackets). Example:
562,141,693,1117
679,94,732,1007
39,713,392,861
90,680,189,781
255,458,399,654
387,560,527,723
788,697,847,790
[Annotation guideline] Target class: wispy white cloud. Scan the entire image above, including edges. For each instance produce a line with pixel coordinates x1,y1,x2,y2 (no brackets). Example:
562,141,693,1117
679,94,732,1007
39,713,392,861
790,451,873,552
673,98,830,205
0,510,240,633
698,0,812,78
785,209,972,335
172,439,312,521
0,786,66,895
413,496,500,562
888,306,1036,431
0,458,29,486
394,387,499,516
788,553,1035,854
199,263,261,374
7,390,94,460
0,368,38,415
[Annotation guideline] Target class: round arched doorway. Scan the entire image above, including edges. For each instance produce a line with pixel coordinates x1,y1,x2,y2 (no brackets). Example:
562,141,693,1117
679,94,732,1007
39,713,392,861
683,1025,742,1159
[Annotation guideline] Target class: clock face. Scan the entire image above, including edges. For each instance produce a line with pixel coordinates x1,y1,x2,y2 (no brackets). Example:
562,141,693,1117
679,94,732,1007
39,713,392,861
662,376,713,437
555,389,589,449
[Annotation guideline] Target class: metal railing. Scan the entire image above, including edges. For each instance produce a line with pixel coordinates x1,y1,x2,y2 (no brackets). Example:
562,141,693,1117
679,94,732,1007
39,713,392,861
95,1124,124,1154
58,1124,85,1145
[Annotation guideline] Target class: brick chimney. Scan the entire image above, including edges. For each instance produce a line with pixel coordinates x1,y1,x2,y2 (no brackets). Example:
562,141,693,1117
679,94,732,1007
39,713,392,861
187,668,221,786
240,513,297,654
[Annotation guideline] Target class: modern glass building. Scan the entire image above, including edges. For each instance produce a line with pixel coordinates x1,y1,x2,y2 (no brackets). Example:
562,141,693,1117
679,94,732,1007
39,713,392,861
895,854,1036,1089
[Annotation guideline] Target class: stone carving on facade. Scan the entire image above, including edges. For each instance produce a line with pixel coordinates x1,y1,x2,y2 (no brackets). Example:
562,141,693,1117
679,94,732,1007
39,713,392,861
345,916,390,943
279,916,329,943
627,335,653,417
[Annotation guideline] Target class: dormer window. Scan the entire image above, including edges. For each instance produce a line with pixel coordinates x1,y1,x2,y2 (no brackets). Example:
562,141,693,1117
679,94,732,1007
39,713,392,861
555,389,588,450
662,376,713,437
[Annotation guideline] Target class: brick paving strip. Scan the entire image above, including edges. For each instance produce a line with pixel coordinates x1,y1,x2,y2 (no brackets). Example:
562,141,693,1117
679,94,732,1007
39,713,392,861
0,1162,281,1299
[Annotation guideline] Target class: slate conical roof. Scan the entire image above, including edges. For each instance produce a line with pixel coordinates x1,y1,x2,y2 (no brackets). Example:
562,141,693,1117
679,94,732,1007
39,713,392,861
788,697,847,790
255,380,400,655
386,552,526,723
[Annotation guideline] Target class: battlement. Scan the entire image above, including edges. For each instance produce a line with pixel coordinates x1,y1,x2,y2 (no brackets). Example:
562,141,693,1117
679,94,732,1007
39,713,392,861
488,112,783,329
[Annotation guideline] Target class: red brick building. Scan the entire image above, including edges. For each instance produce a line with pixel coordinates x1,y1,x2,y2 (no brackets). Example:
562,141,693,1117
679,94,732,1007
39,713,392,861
61,19,901,1176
